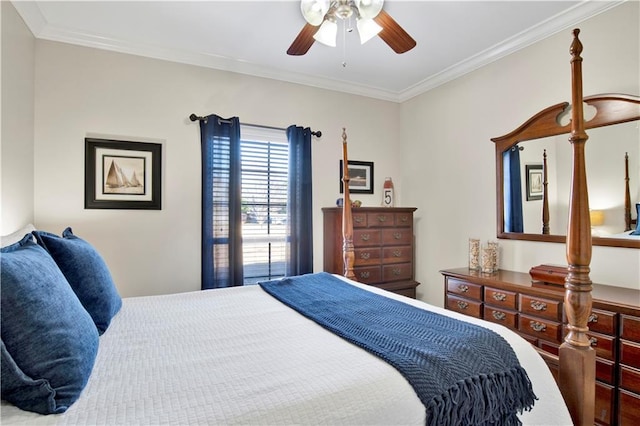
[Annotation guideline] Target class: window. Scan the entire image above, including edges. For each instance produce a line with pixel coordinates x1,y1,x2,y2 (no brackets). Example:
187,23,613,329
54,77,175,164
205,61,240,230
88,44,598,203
199,116,312,290
240,125,288,284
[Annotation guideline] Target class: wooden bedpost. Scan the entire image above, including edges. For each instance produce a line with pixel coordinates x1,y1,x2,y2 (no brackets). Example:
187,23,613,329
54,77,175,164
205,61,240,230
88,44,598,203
624,152,632,231
542,149,550,234
341,128,356,280
558,28,596,426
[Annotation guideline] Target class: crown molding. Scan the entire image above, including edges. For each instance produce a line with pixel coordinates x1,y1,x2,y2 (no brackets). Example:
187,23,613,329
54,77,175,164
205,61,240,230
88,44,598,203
12,0,624,104
397,1,624,102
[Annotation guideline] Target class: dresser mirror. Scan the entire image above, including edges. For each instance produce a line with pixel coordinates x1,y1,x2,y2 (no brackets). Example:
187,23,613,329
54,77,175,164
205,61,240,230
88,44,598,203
492,94,640,249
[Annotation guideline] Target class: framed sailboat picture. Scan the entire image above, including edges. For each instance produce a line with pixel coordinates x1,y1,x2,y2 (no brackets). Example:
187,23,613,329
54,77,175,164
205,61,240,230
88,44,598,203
85,138,162,209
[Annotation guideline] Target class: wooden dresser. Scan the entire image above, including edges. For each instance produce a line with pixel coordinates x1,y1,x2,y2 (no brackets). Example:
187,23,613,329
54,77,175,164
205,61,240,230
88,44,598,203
440,267,640,426
323,207,419,298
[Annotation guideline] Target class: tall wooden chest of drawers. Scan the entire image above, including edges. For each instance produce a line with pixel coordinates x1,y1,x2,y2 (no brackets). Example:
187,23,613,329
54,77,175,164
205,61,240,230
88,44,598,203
441,267,640,425
323,207,419,298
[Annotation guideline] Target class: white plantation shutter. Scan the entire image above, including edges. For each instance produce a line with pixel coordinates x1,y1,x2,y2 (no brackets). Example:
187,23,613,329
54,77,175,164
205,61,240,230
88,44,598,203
240,125,289,284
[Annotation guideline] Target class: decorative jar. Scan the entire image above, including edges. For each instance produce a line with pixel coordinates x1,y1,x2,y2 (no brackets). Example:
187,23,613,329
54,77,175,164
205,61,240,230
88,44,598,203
468,238,480,271
481,243,498,274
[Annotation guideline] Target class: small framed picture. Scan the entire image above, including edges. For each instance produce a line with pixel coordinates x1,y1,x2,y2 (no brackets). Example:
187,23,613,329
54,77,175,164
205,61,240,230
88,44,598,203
339,160,374,194
85,138,162,209
526,164,543,201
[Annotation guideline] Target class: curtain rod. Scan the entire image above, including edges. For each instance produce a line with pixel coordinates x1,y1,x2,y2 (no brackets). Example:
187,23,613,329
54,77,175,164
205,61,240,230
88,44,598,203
189,114,322,138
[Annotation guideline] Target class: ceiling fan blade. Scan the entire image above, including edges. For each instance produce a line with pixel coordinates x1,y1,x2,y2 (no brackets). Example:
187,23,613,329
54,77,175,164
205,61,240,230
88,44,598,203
373,9,416,54
287,23,318,56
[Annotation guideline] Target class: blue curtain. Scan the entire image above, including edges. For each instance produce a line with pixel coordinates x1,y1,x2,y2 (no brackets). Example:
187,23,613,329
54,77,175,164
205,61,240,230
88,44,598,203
199,115,243,289
286,125,314,276
503,146,524,233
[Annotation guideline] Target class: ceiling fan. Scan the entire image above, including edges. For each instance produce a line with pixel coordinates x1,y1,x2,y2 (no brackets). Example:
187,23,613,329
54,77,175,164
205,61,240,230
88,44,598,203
287,0,416,56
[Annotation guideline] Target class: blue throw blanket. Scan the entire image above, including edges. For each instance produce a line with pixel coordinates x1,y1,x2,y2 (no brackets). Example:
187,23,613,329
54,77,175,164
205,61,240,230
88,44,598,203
260,273,537,426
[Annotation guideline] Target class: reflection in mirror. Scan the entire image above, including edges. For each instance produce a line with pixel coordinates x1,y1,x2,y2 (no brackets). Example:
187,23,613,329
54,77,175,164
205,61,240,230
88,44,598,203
492,93,640,249
513,121,639,237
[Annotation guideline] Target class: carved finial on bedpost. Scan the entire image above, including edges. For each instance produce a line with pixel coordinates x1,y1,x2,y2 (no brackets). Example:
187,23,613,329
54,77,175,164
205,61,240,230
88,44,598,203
559,27,595,426
542,149,549,234
341,128,356,280
570,28,583,59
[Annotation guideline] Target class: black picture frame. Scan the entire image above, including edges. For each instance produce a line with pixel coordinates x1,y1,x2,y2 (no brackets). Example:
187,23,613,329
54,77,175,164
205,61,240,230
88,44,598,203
85,138,162,209
339,160,374,194
526,164,543,201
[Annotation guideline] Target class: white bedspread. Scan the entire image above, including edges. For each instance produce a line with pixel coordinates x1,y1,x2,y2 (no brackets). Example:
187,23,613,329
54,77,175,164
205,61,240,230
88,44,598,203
1,276,572,425
600,230,639,239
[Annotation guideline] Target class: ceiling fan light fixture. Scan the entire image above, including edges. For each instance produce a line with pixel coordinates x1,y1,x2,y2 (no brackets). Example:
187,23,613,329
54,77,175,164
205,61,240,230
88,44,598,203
301,0,330,26
355,0,383,20
313,19,338,47
356,18,382,44
289,0,415,56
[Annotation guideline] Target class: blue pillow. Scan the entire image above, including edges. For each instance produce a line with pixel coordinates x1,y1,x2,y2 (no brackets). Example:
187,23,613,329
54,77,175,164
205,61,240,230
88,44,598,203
1,235,99,414
632,203,640,235
33,227,122,335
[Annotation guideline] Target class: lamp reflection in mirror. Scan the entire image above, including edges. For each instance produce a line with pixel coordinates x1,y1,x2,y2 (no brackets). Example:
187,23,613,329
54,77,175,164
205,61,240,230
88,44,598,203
590,210,605,236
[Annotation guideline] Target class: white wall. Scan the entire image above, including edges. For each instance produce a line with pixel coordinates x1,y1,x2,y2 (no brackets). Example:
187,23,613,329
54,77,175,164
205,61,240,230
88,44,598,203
32,40,402,297
1,1,35,234
401,2,640,305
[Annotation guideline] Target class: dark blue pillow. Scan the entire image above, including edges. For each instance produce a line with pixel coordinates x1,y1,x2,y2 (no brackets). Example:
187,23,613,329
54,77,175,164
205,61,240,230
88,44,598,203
33,227,122,335
1,235,99,414
631,203,640,236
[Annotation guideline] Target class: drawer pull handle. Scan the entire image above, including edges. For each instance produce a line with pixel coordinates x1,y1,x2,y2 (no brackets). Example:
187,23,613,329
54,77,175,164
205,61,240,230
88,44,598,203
588,313,598,323
354,217,364,224
393,233,402,240
392,268,402,276
359,271,370,279
589,337,598,347
458,285,469,293
400,216,408,223
457,301,469,310
361,234,370,241
492,311,506,321
530,321,547,332
530,301,547,311
360,252,370,260
492,292,507,302
377,216,387,222
392,250,402,257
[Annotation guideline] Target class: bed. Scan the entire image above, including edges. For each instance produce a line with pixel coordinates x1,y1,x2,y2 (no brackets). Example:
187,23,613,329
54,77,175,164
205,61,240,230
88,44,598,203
1,29,599,426
0,268,570,425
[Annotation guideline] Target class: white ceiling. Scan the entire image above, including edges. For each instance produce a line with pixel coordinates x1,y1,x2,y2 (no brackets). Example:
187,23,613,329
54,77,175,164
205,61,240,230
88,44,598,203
12,1,624,102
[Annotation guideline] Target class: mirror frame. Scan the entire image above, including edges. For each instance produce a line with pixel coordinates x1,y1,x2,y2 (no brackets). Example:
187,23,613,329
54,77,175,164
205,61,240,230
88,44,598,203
492,93,640,249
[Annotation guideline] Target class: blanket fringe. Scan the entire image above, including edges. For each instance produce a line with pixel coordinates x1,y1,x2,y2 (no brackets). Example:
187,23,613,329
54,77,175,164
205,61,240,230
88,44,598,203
425,366,537,426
